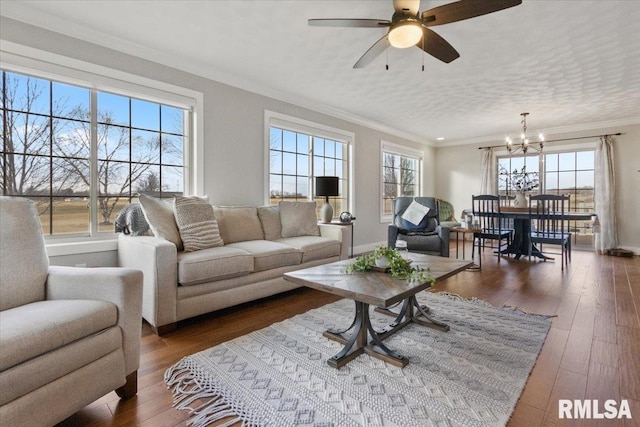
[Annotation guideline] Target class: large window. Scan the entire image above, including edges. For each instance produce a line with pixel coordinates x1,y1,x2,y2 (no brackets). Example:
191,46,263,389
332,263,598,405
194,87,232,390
1,70,189,236
381,141,422,220
497,149,596,246
267,113,350,219
544,151,595,245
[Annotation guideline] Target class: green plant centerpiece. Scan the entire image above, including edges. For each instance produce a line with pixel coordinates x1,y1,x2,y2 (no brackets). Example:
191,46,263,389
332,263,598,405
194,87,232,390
345,245,434,284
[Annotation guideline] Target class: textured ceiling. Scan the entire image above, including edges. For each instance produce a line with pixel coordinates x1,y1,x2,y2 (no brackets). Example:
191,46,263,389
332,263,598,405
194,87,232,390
2,1,639,145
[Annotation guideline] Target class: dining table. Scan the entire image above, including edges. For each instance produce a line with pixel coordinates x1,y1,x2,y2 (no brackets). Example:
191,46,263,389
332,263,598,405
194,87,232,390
498,207,596,260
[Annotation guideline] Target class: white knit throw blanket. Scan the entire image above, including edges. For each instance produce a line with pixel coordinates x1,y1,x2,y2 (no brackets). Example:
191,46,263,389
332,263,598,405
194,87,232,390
165,292,551,427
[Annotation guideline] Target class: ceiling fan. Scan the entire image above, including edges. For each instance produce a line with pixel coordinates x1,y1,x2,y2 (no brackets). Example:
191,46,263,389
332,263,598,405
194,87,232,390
308,0,522,68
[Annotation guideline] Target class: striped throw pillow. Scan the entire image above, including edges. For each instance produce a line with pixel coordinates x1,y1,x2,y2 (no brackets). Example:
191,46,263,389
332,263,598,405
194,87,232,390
173,196,224,252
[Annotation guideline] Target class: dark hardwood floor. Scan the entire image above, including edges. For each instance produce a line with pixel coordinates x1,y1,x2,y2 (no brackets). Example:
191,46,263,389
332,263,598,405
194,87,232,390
58,244,639,427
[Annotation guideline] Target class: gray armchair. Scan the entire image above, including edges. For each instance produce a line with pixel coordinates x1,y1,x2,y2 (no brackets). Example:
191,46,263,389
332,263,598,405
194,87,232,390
0,197,143,427
387,197,450,257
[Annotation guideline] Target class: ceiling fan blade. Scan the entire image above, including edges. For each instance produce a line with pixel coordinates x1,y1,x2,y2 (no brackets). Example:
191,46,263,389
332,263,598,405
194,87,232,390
308,18,390,28
353,35,390,68
393,0,420,15
421,0,522,27
418,27,460,63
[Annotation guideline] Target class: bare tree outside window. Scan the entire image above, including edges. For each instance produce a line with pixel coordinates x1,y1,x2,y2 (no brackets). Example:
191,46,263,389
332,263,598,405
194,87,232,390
382,152,419,217
1,70,186,235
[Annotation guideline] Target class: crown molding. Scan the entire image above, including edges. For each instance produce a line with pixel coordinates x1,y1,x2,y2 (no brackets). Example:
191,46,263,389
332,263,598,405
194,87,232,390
1,9,433,147
437,116,640,148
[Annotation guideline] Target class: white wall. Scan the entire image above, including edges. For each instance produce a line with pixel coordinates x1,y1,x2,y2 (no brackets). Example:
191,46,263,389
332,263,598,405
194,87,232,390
435,124,640,253
1,17,433,265
6,16,634,262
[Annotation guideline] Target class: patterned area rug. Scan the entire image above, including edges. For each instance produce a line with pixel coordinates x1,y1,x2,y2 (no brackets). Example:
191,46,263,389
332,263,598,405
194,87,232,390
165,292,551,427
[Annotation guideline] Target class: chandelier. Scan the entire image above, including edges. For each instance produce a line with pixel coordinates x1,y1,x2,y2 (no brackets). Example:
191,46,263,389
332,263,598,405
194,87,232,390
506,112,544,155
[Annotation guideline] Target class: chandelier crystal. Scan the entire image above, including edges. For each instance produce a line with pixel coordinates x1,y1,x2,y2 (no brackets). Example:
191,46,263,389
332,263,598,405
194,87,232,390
506,112,544,155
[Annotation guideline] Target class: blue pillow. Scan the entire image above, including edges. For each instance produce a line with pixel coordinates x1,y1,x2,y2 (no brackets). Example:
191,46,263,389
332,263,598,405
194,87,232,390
401,216,430,230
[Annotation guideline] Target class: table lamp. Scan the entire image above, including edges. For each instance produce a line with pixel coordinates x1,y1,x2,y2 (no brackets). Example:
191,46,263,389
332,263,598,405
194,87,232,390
315,176,339,223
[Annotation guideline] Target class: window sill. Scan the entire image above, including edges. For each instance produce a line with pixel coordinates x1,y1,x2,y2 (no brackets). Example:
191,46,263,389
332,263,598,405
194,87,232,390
46,239,118,257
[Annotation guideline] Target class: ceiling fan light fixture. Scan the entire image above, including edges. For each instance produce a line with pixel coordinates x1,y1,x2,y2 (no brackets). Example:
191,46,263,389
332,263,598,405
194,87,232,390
388,21,422,48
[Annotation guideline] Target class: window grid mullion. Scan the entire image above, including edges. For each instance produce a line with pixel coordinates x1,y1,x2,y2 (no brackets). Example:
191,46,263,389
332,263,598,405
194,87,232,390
309,136,314,202
89,90,98,236
47,80,53,234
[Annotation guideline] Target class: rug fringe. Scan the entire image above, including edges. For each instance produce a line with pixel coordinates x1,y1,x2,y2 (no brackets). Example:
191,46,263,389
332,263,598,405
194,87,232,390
430,291,496,307
164,360,250,427
502,305,558,318
432,291,555,318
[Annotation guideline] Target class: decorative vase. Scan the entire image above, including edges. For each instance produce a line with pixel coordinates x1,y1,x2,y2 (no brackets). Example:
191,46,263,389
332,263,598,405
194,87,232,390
514,192,528,207
375,256,389,268
320,201,333,223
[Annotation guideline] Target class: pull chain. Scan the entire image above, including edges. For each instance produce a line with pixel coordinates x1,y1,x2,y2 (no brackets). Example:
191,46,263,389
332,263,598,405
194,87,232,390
421,37,425,71
386,46,389,70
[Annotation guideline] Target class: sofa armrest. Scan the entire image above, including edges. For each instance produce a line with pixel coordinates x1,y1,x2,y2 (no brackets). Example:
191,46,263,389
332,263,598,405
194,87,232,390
319,223,351,259
45,266,143,375
117,234,178,330
388,224,400,248
437,225,450,257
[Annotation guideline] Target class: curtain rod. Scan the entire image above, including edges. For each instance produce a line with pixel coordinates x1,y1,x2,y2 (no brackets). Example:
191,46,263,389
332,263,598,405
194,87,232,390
477,132,622,150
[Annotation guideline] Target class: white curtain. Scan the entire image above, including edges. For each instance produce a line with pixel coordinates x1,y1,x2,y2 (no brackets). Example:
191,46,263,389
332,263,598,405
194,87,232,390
594,135,618,252
480,148,496,195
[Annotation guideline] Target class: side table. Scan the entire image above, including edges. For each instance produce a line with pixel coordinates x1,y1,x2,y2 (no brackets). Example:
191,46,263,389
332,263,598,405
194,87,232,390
450,226,481,271
329,220,354,258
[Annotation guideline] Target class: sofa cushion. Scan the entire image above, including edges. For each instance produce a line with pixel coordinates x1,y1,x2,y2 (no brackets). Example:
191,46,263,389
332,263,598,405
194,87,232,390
0,299,117,371
257,205,282,241
174,195,224,252
139,193,184,251
227,240,302,272
0,197,48,311
276,236,341,263
213,207,264,244
177,246,254,286
0,326,122,405
279,201,320,238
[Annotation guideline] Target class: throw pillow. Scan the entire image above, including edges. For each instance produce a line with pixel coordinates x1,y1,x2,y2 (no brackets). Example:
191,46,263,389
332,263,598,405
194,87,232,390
279,201,320,238
213,207,264,244
138,193,184,251
173,195,224,252
258,205,282,240
401,200,430,226
401,216,430,231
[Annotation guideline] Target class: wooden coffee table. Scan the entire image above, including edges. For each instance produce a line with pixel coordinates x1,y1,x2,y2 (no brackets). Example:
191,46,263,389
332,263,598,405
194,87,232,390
284,253,472,369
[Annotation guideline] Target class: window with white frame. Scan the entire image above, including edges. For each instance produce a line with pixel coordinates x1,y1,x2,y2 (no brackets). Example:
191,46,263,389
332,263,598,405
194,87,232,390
266,112,351,219
1,68,193,237
381,141,422,221
497,148,596,246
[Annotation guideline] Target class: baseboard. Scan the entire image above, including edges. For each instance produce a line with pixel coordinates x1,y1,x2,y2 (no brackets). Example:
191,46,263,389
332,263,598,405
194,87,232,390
353,241,386,256
618,246,639,256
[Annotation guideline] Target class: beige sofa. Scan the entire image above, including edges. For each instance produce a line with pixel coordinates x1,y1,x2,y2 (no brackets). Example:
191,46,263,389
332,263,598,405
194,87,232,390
118,199,350,335
0,197,143,427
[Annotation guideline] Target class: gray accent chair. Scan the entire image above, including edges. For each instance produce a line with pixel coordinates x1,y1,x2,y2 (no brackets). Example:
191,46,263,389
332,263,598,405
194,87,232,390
387,197,450,257
0,197,143,427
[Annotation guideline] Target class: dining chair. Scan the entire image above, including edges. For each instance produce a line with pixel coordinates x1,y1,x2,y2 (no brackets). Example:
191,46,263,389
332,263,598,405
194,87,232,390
471,195,512,268
499,194,516,229
528,194,571,270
